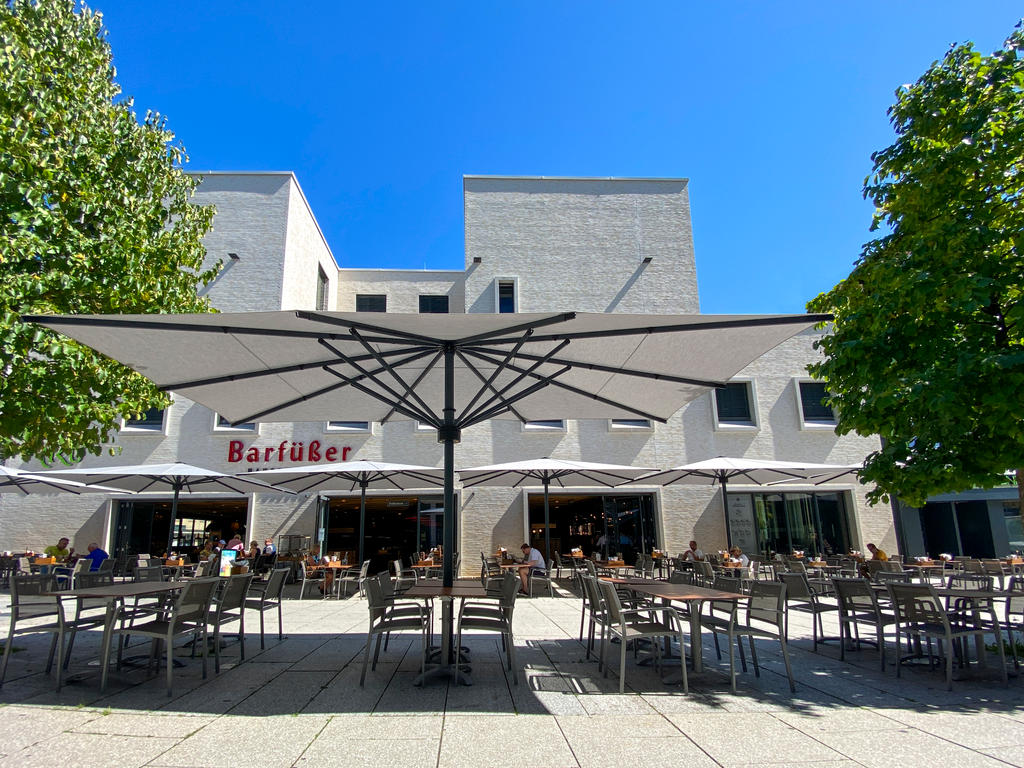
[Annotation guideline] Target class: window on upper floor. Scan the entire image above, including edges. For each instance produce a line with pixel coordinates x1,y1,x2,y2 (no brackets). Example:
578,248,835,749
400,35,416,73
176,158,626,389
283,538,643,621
523,419,566,432
713,381,757,428
496,279,517,313
325,420,371,433
356,294,386,313
609,419,653,431
316,266,329,311
122,406,166,433
796,380,837,427
214,414,257,432
419,295,449,314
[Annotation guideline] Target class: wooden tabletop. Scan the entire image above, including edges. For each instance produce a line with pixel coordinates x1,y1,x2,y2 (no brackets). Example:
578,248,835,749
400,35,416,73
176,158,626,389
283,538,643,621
626,582,746,602
45,580,190,599
600,576,661,586
404,580,487,599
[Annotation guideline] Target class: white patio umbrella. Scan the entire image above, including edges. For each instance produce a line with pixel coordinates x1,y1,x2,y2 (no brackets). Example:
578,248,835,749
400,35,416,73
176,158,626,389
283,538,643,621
25,310,827,586
0,465,118,495
626,457,860,546
244,461,444,564
457,458,657,562
37,462,292,553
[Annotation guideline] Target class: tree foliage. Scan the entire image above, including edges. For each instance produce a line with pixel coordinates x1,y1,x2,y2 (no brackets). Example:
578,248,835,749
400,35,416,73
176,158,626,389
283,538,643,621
0,0,218,463
808,25,1024,506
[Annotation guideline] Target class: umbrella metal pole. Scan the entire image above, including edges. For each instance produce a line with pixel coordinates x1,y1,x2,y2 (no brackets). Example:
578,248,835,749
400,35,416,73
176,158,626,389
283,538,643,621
721,477,732,549
358,480,367,565
441,344,457,588
166,483,181,555
543,479,551,567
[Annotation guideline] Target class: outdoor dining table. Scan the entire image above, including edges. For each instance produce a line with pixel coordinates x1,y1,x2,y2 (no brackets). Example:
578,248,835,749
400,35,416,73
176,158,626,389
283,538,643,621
44,580,190,689
402,578,487,685
622,582,747,673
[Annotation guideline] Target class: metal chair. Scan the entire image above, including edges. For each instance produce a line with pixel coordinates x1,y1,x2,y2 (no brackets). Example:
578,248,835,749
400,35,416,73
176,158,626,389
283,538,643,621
359,572,430,686
338,559,370,598
888,581,1007,691
298,561,325,599
456,572,519,684
699,580,795,693
208,572,254,673
1005,576,1024,669
104,578,220,697
529,566,554,597
597,579,687,693
831,576,896,670
245,567,289,649
779,571,838,652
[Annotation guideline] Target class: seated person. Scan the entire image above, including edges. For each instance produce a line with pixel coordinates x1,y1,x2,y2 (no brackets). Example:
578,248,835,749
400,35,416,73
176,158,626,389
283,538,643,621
728,546,749,567
516,543,546,595
81,543,109,571
682,540,704,562
44,537,73,562
867,543,888,561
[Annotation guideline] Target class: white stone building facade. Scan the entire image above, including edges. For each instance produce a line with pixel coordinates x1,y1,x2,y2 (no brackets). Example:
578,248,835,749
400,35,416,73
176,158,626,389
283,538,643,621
2,173,893,570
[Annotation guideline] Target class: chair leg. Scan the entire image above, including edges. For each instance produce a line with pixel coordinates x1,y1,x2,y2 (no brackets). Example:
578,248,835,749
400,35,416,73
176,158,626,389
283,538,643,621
277,600,284,640
0,623,16,688
359,630,373,686
166,633,174,698
728,632,737,693
239,613,246,661
372,633,383,669
259,607,266,650
779,636,795,693
618,634,628,693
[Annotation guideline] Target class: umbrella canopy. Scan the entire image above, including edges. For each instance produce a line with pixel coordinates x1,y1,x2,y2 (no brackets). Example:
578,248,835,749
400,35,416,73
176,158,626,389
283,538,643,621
26,310,827,585
36,462,291,552
244,461,444,563
627,457,861,546
457,458,657,561
0,465,119,495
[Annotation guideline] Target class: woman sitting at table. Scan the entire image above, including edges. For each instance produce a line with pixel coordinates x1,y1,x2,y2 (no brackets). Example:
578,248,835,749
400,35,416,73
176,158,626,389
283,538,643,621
728,546,749,567
306,545,333,594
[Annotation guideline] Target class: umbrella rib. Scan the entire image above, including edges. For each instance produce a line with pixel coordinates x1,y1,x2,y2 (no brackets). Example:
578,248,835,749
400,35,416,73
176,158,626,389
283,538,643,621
380,349,444,424
454,348,528,425
460,371,570,428
478,314,831,344
454,329,535,423
319,339,437,425
468,349,666,423
158,346,437,391
319,364,439,427
458,342,571,426
296,310,453,345
463,348,727,388
345,329,440,426
22,314,365,341
453,313,577,345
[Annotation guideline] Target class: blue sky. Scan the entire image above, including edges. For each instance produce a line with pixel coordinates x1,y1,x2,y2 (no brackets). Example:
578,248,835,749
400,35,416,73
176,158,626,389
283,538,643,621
95,1,1021,313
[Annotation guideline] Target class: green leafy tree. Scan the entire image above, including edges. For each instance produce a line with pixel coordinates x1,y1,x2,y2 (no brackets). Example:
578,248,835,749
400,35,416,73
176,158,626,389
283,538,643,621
0,0,218,463
809,25,1024,507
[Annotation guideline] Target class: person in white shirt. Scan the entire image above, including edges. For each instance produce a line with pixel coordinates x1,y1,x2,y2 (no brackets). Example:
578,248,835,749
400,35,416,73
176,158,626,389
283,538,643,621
517,543,546,595
682,540,704,562
729,546,750,567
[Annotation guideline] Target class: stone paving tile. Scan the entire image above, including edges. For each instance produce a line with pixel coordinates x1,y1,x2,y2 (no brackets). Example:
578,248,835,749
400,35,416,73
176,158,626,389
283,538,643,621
774,707,907,734
666,712,848,766
70,710,216,737
0,731,179,768
227,669,335,716
863,709,1024,750
0,705,101,753
296,736,439,767
809,728,1010,767
439,714,578,768
978,747,1024,767
155,714,328,768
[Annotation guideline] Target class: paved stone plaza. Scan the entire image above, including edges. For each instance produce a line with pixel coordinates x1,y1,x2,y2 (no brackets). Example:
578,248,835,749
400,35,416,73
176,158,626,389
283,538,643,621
1,580,1022,767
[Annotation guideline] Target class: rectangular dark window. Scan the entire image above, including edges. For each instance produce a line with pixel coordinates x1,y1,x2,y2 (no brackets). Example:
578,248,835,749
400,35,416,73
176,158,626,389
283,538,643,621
498,281,516,313
715,383,754,424
316,266,329,311
125,407,164,431
799,381,836,424
327,420,370,432
356,294,386,313
216,414,256,431
525,420,565,430
611,419,652,429
418,295,449,314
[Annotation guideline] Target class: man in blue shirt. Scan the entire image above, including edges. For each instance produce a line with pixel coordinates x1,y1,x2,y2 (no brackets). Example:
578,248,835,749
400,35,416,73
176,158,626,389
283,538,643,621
81,542,109,571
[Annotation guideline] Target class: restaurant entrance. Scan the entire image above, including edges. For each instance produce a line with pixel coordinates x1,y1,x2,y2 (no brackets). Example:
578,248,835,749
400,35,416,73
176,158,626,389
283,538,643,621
113,498,249,564
740,491,852,558
322,494,448,574
527,493,656,565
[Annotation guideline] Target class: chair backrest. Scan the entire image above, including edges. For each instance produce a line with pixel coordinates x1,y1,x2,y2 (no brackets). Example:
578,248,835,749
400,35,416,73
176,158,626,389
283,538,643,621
696,561,715,584
888,582,948,630
364,573,388,619
875,571,911,584
962,559,984,574
72,559,92,575
218,572,254,614
10,573,60,618
778,572,813,600
668,571,689,584
981,559,1006,576
947,574,993,591
194,559,214,578
136,565,165,582
359,560,371,579
880,560,905,573
175,578,219,625
264,567,290,600
581,575,604,617
584,560,597,577
597,579,624,625
97,558,115,573
392,559,404,577
1007,575,1024,619
746,581,785,629
831,577,878,614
